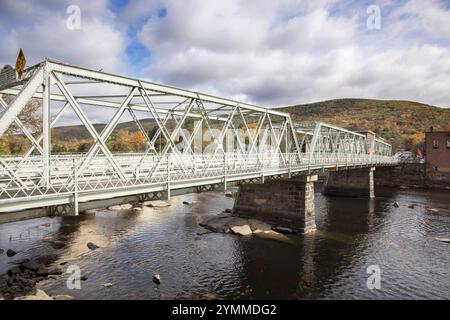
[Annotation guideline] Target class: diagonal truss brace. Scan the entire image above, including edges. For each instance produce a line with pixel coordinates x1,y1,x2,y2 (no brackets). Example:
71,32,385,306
52,72,127,181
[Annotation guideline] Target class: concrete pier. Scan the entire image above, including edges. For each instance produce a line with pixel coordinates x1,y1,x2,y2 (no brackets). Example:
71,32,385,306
233,175,317,234
323,167,375,198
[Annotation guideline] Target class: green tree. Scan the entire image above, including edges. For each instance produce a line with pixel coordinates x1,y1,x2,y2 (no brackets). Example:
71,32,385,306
0,138,10,155
52,143,69,153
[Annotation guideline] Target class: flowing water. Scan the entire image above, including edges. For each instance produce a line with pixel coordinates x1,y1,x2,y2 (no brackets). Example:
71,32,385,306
0,187,449,300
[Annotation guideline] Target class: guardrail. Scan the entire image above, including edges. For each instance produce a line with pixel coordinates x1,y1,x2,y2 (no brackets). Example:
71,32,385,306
0,152,398,202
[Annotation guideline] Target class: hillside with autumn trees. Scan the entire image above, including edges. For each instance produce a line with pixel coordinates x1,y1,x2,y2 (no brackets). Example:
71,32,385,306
0,97,448,155
279,98,450,152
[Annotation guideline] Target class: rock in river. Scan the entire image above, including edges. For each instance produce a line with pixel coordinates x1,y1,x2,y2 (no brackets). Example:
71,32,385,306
53,295,74,300
393,202,399,208
14,289,52,301
103,283,113,288
248,219,271,233
6,249,17,257
0,248,4,255
230,225,252,236
82,209,97,215
47,266,64,275
143,200,171,208
435,237,450,243
87,242,100,250
120,204,133,210
21,260,41,272
272,226,295,234
153,273,161,284
107,205,123,211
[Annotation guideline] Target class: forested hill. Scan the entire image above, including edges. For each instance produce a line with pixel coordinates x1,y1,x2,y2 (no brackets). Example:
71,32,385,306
278,98,450,152
51,98,450,152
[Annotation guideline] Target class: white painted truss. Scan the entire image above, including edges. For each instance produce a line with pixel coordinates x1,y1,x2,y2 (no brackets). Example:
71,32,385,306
0,59,396,213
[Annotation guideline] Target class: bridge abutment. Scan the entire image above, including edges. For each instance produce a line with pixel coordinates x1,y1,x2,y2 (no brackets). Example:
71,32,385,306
323,167,375,198
233,175,317,234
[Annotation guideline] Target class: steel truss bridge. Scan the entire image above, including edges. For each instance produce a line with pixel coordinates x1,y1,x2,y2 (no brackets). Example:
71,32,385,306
0,59,396,214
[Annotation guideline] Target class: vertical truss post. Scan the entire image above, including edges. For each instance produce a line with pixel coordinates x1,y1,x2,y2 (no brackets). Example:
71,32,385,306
42,69,51,188
288,152,291,178
309,123,322,164
166,154,171,200
223,152,227,191
73,158,79,216
261,152,265,184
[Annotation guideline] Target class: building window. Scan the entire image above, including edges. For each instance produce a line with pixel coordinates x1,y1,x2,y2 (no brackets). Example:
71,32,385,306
433,140,439,148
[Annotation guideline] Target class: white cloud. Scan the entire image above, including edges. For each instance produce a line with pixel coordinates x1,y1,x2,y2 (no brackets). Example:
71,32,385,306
0,0,127,72
137,0,450,108
388,0,450,42
1,0,449,111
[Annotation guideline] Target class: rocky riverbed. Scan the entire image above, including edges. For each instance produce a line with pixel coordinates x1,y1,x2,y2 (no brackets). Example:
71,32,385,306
198,212,298,243
0,200,171,300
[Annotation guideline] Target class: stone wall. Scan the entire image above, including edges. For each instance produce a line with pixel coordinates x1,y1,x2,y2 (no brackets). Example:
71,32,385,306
233,176,316,233
426,170,450,189
375,163,450,189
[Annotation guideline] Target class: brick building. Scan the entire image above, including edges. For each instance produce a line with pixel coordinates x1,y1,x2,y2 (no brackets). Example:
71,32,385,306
425,128,450,173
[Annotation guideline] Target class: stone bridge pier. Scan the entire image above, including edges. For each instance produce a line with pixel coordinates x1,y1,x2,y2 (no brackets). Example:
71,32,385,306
233,175,317,234
232,167,377,234
323,167,375,198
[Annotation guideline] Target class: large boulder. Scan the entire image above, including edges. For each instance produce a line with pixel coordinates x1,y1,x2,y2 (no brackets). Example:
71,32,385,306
14,289,52,300
143,200,171,208
272,226,295,234
248,219,272,232
253,230,293,244
230,225,252,236
200,216,234,233
20,260,42,272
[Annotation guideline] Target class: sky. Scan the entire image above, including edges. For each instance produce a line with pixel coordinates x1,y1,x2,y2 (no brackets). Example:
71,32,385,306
0,0,449,109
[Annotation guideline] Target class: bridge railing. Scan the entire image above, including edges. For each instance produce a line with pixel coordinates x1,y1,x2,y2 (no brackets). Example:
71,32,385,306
0,152,397,201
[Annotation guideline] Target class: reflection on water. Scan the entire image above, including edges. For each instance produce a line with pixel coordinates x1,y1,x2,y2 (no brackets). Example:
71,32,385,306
0,187,449,300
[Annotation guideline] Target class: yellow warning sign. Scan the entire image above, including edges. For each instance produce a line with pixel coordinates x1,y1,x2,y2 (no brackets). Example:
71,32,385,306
15,48,26,79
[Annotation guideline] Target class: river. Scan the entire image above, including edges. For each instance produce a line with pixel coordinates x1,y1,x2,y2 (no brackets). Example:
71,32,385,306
0,187,449,299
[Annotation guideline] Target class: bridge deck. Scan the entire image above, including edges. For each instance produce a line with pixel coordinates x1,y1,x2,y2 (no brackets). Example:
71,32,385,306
0,152,396,212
